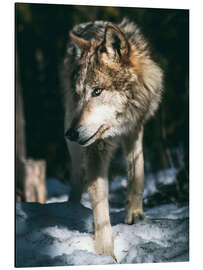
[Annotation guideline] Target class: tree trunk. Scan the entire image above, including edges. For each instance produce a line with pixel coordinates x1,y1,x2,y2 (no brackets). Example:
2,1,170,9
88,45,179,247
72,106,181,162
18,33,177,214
16,54,47,203
24,159,46,203
16,54,26,202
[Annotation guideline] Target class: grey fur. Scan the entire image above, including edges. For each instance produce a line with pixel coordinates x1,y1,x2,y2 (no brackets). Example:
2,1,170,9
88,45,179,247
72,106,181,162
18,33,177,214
60,18,163,258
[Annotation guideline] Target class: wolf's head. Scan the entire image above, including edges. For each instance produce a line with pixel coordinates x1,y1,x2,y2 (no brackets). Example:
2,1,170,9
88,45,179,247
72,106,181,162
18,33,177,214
65,22,163,146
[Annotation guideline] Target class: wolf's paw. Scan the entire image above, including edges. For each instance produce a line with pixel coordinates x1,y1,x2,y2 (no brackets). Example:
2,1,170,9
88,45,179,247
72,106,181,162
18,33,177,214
125,209,146,225
94,225,115,259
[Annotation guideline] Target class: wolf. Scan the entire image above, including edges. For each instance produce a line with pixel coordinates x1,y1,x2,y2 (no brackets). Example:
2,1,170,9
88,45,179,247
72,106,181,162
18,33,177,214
61,18,163,258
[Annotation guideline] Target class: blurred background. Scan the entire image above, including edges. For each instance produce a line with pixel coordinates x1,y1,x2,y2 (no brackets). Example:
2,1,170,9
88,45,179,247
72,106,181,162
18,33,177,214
15,3,189,205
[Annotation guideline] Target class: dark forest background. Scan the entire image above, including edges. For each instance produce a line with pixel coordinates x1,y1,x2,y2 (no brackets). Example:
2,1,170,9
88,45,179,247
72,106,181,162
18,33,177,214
15,3,189,204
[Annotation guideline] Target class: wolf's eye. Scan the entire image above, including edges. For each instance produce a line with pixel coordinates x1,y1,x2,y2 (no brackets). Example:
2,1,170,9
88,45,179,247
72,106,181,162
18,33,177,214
92,88,103,97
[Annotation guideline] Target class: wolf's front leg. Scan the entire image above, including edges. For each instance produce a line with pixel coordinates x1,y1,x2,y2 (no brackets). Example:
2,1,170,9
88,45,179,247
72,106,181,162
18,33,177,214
85,141,115,258
123,126,146,224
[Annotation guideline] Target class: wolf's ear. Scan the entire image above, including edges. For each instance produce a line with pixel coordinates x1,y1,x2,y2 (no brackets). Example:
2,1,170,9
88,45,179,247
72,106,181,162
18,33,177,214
104,24,129,60
70,31,91,51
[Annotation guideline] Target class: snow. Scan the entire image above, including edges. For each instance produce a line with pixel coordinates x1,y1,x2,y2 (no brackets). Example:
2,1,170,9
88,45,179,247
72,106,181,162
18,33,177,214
143,168,178,198
16,169,189,267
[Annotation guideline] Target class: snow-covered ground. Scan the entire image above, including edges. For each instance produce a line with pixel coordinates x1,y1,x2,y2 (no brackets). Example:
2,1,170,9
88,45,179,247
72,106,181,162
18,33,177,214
16,169,189,267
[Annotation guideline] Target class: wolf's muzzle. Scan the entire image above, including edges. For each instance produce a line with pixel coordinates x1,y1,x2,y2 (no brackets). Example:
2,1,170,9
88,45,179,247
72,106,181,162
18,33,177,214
65,127,79,142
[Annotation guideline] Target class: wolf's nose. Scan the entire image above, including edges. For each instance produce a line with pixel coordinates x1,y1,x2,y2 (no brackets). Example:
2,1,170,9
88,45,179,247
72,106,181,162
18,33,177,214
65,128,79,142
